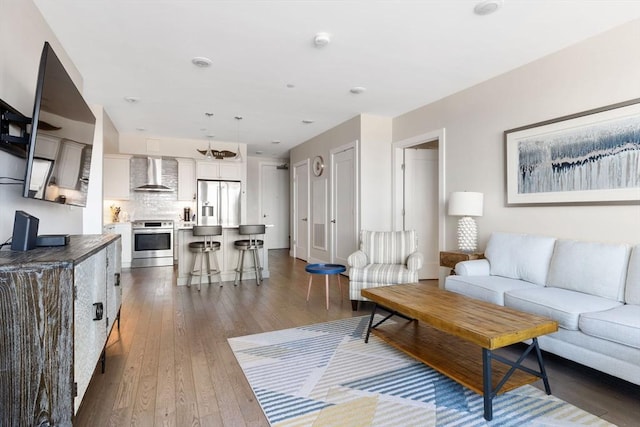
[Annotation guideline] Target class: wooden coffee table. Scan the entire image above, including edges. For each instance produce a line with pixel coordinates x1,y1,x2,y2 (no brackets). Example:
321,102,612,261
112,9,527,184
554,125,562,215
361,283,558,421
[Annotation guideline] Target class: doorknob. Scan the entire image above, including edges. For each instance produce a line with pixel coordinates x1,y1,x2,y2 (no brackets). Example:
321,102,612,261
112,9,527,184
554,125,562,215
302,217,308,221
263,214,267,218
331,219,336,223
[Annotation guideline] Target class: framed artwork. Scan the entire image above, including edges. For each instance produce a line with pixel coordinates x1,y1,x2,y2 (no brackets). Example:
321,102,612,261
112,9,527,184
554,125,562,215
504,98,640,205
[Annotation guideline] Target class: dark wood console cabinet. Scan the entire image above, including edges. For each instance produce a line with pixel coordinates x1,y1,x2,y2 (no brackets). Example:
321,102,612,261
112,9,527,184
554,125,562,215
0,234,122,426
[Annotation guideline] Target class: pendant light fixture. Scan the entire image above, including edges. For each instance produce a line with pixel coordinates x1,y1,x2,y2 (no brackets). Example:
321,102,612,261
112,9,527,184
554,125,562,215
234,115,243,161
197,112,215,160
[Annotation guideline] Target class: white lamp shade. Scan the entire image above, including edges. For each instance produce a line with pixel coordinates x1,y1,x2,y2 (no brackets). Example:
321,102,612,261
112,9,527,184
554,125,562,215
448,192,483,217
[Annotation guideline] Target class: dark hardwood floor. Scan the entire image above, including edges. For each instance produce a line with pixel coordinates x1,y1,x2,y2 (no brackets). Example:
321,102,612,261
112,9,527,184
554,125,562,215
75,249,640,426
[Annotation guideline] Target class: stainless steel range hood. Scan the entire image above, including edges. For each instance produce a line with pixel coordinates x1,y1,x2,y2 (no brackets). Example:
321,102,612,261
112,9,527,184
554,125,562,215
134,157,173,192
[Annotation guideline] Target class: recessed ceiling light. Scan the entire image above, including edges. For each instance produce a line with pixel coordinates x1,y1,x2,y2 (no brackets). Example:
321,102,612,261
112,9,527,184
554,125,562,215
350,86,366,94
192,56,213,67
271,140,281,144
124,96,140,103
136,127,146,131
286,83,296,89
302,119,314,124
255,150,264,155
474,0,503,15
234,116,243,121
204,112,214,117
313,32,331,47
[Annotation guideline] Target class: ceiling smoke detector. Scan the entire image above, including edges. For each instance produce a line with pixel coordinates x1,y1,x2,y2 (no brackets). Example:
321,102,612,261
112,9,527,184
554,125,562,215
313,32,331,47
191,56,212,67
474,0,503,15
350,86,366,94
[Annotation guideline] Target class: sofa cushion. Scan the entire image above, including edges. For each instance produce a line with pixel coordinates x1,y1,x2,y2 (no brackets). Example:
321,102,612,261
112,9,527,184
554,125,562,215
626,245,640,304
445,275,539,306
579,305,640,349
349,264,417,285
361,230,416,264
547,240,630,302
484,232,556,286
504,287,623,331
455,259,490,276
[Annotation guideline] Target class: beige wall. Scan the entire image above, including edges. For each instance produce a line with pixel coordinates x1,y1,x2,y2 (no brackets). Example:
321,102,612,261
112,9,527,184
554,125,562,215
0,0,89,238
393,19,640,249
290,116,361,261
290,114,393,262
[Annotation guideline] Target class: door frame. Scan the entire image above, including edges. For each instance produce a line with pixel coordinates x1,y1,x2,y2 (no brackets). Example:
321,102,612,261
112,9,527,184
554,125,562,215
291,159,310,260
330,140,359,263
258,160,290,249
391,128,447,254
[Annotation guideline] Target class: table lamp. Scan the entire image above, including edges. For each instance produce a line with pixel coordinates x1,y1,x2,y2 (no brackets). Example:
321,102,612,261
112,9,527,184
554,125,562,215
448,191,483,252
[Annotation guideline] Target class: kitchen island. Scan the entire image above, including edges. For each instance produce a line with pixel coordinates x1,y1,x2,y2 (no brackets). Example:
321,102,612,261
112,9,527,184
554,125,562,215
175,224,270,285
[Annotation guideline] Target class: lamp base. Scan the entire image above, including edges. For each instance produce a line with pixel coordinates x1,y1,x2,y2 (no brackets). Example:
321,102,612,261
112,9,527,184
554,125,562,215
457,216,478,252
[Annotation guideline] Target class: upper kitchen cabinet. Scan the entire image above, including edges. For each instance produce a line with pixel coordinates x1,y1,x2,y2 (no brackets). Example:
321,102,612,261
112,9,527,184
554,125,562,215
104,154,131,200
196,160,242,181
177,158,196,201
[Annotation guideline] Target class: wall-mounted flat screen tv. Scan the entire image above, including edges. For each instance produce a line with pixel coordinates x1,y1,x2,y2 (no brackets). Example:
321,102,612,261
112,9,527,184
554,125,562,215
23,42,96,207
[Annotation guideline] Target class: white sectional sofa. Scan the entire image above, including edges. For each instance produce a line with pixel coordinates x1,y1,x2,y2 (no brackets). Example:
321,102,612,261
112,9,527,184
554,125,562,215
444,232,640,386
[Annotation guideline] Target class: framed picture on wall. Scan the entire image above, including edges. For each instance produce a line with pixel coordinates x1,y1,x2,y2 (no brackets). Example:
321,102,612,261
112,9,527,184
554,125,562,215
504,98,640,205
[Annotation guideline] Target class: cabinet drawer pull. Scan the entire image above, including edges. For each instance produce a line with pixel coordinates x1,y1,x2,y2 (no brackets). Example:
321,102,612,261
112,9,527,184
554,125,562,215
115,272,121,287
93,302,104,321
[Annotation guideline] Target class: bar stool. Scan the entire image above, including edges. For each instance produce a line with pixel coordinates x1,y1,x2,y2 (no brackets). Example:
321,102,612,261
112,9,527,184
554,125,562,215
234,224,266,286
189,225,222,291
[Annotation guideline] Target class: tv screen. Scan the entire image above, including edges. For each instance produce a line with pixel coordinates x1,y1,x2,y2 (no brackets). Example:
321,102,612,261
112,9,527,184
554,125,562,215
23,42,96,207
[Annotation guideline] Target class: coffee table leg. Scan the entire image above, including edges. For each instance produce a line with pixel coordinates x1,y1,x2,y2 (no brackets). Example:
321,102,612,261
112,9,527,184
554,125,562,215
365,303,378,343
533,338,552,395
482,348,493,421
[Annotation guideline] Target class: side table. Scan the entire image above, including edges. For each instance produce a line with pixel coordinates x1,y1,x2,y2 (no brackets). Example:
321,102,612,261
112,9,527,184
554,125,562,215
440,250,484,274
305,263,346,310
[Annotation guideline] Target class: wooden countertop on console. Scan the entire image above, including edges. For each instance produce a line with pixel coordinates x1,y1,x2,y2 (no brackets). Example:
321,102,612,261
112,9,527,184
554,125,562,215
0,234,120,268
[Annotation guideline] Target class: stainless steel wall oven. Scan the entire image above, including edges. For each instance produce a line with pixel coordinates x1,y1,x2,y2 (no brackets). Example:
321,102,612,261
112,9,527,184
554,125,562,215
131,220,174,267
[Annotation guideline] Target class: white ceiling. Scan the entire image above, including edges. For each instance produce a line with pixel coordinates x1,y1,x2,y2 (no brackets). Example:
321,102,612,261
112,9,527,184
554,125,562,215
33,1,640,158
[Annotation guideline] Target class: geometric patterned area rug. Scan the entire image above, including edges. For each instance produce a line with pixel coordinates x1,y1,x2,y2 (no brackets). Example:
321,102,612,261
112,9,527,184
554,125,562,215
228,316,615,427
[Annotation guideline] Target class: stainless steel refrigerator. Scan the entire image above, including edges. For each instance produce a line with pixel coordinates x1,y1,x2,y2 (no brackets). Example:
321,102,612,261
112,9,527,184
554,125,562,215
197,180,242,226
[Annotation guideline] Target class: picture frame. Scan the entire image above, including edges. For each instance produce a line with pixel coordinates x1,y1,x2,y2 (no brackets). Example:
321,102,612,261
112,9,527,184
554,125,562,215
504,98,640,205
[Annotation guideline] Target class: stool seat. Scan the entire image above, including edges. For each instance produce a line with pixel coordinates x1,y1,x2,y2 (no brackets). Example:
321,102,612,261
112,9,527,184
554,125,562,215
233,239,264,248
305,263,346,309
189,241,221,250
189,225,222,291
234,224,266,285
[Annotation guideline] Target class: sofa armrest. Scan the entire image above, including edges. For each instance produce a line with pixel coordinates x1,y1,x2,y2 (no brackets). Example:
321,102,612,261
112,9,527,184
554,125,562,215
348,250,368,268
406,252,424,271
455,259,490,276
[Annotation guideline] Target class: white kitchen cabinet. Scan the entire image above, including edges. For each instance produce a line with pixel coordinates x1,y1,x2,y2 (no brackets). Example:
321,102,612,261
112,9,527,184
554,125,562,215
103,154,131,200
196,160,242,180
104,222,132,268
177,157,196,201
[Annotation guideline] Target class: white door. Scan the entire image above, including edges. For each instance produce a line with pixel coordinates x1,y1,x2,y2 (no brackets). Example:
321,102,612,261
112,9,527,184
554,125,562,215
293,162,309,261
260,164,290,249
331,146,358,266
404,147,439,279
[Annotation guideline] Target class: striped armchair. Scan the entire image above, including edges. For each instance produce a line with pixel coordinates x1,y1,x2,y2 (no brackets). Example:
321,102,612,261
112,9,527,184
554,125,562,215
348,230,423,310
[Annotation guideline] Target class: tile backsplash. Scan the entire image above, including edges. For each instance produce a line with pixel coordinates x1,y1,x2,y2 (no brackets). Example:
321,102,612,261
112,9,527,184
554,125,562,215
103,157,195,223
